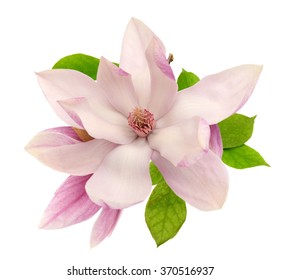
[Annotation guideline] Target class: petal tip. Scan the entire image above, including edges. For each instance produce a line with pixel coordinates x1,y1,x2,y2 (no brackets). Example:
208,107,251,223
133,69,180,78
24,142,37,157
242,64,263,77
38,217,52,230
24,143,31,152
257,64,263,75
90,237,102,249
35,69,52,80
38,221,46,230
129,17,142,25
249,64,263,75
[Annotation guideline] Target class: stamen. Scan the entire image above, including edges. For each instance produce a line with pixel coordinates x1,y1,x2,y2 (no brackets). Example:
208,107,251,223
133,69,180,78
128,108,156,137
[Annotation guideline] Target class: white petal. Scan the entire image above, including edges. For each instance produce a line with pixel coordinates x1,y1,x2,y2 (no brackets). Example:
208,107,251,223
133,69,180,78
86,138,152,209
148,117,210,166
97,57,138,116
59,97,137,144
145,38,177,119
120,18,164,78
37,69,102,127
120,18,170,109
152,151,229,211
158,65,262,126
25,128,117,175
90,208,121,248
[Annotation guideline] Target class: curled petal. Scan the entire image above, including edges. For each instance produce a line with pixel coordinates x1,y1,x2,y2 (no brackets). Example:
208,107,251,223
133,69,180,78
40,175,101,229
86,138,152,209
90,208,121,248
148,117,210,167
152,151,229,211
59,97,136,145
209,124,223,157
120,18,171,109
25,127,117,175
158,65,263,126
145,38,177,119
151,39,175,80
37,69,105,127
120,18,164,77
97,57,138,116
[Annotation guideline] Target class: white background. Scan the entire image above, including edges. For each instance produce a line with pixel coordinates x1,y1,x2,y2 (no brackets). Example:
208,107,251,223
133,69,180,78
1,0,280,279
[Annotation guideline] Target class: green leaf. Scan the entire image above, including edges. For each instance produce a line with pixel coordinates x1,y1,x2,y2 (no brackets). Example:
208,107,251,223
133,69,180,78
149,161,164,185
53,53,100,80
146,163,187,247
218,113,256,148
177,69,200,91
222,144,270,169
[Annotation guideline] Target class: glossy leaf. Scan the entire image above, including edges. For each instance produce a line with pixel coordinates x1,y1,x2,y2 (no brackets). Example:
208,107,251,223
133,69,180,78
149,161,164,185
146,163,187,246
53,53,100,80
222,144,269,169
218,113,256,148
177,69,200,91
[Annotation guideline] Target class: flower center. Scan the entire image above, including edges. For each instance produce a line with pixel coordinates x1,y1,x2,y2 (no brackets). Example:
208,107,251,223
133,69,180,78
128,107,156,137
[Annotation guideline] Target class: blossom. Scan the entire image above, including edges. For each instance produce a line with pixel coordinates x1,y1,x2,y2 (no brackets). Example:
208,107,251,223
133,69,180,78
32,126,121,247
26,17,262,224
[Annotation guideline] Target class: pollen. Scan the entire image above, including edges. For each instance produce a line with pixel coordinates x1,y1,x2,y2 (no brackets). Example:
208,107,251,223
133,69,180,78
128,107,156,137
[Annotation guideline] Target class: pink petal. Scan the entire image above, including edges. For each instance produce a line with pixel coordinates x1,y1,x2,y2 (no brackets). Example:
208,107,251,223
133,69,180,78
37,69,105,127
209,124,223,157
120,18,171,110
148,117,210,167
25,127,117,175
90,207,121,248
97,57,138,116
59,97,136,145
86,138,152,209
120,18,164,77
40,175,101,229
158,65,263,126
152,150,229,211
45,126,81,140
148,36,175,80
145,38,177,119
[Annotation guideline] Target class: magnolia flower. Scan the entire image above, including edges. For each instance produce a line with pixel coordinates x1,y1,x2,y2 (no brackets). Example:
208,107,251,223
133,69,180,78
31,126,121,247
26,18,262,240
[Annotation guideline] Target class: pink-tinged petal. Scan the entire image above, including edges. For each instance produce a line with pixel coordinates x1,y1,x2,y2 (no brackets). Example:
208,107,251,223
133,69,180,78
148,117,210,167
48,126,81,140
59,97,136,144
145,38,178,119
58,97,85,127
90,208,121,248
86,138,152,209
37,69,105,127
120,18,170,109
25,126,80,148
120,18,165,77
97,57,138,116
40,175,100,229
209,124,223,157
152,150,229,211
158,65,263,126
149,36,175,80
25,128,117,175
